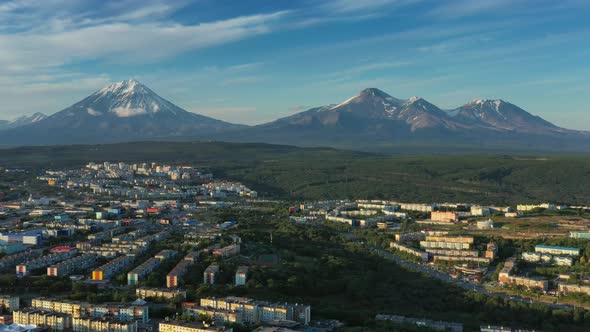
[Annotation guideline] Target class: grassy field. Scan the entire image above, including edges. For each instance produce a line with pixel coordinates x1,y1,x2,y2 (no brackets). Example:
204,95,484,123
464,215,590,239
1,141,590,205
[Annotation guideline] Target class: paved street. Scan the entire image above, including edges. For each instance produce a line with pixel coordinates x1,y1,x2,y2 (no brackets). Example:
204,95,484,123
370,245,574,310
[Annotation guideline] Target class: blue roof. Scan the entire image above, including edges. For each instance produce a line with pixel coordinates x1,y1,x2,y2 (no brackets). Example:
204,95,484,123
535,244,580,251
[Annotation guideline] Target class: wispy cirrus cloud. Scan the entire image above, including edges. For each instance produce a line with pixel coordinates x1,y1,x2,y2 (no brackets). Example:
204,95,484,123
320,0,417,14
0,10,290,73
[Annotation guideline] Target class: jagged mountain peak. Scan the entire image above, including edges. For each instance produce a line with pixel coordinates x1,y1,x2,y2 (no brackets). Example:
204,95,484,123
0,112,47,130
452,98,558,131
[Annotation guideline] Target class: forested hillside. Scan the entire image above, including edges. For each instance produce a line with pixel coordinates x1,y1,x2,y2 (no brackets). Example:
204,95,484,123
0,142,589,205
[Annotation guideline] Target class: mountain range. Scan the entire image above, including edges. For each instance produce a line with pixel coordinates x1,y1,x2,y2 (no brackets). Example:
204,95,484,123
0,112,47,130
0,80,588,152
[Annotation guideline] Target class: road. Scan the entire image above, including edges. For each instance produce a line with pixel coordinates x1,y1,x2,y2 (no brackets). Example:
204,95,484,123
370,245,574,310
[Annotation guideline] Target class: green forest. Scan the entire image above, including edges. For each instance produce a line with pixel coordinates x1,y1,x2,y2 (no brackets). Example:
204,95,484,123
1,141,590,205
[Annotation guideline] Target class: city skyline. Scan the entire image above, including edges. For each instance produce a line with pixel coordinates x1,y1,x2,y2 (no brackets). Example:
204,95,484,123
1,0,589,129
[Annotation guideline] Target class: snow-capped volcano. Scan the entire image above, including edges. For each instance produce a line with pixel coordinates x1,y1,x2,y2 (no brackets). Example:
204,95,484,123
261,87,461,131
0,79,245,145
222,87,590,152
86,79,180,118
449,98,561,132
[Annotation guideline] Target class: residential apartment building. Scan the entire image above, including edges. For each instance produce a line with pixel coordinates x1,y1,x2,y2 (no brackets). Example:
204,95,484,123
470,206,490,217
398,203,434,212
47,253,97,277
203,264,220,285
195,296,311,325
159,321,232,332
167,261,189,288
127,257,160,286
390,242,429,262
516,203,555,211
0,250,43,271
569,231,590,239
558,284,590,296
430,211,459,223
13,308,72,330
16,250,78,276
235,266,248,286
425,249,479,257
498,257,548,291
73,317,138,332
32,298,84,318
31,298,149,323
534,245,580,256
522,252,573,266
136,287,186,300
0,295,19,312
394,232,425,242
91,255,134,281
501,275,548,291
420,236,473,251
433,256,490,264
485,242,498,261
167,252,199,288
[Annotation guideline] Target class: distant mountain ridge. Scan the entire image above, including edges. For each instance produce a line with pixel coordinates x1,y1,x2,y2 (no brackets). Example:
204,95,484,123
219,87,589,152
0,112,47,130
259,88,567,133
0,83,588,152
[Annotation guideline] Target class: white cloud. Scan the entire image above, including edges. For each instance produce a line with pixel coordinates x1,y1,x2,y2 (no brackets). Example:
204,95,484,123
320,0,415,14
112,107,148,117
427,0,527,19
0,11,290,73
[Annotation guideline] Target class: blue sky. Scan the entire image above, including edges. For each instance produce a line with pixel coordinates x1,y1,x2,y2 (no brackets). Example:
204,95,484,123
0,0,589,129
